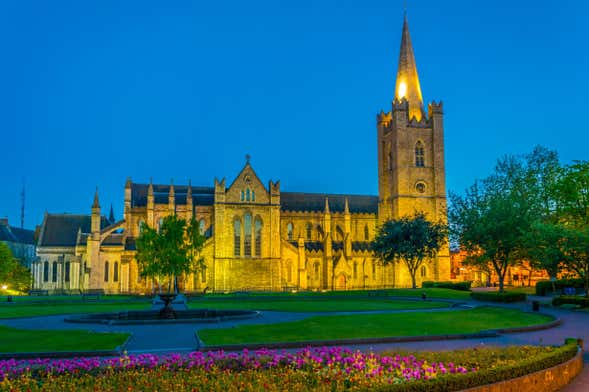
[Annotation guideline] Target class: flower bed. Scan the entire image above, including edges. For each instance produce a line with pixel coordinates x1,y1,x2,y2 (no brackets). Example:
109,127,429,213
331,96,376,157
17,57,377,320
0,343,578,391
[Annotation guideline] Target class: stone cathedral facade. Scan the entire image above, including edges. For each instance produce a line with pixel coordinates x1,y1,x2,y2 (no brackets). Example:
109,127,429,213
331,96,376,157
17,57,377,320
32,16,450,294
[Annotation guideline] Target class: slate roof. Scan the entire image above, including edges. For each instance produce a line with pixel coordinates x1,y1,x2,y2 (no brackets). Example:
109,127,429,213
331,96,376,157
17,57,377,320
131,183,214,207
102,233,125,246
38,214,109,247
0,224,35,245
281,192,378,214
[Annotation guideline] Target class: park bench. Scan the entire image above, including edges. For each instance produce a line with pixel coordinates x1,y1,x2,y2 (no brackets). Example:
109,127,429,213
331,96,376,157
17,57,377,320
28,289,49,296
80,289,105,301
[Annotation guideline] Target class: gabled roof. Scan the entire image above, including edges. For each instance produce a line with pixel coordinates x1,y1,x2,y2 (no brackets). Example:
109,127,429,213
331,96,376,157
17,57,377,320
281,192,378,214
131,183,214,207
0,224,35,245
38,214,109,247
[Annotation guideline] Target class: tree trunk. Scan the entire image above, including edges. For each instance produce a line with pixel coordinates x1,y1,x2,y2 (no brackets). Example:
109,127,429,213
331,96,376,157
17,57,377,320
410,272,417,289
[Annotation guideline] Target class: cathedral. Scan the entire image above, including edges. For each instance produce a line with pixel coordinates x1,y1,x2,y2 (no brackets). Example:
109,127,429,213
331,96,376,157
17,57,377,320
32,16,450,294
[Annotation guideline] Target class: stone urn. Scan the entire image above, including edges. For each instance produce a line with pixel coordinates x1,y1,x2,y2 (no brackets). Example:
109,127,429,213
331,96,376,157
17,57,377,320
158,293,177,319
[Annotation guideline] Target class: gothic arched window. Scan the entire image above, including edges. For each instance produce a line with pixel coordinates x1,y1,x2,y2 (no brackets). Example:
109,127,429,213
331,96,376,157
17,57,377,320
246,188,251,202
234,219,241,257
314,262,320,279
199,219,206,235
52,261,58,282
104,261,109,282
372,260,376,280
251,190,256,202
364,225,369,241
244,213,252,257
43,261,49,282
306,223,312,240
201,266,206,283
254,217,262,257
114,262,119,282
353,262,358,280
287,223,294,241
421,265,427,278
65,262,70,283
336,226,344,241
415,141,425,167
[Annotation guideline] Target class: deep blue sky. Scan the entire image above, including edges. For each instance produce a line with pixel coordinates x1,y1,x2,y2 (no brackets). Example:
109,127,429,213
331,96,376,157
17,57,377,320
1,0,587,229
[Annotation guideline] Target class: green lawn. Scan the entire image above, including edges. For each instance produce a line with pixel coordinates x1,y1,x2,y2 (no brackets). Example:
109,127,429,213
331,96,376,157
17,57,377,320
0,302,151,318
0,326,129,353
198,307,553,345
189,298,449,312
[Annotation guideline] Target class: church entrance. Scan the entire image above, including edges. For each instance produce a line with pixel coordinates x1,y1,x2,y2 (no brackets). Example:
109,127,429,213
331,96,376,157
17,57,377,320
335,274,347,290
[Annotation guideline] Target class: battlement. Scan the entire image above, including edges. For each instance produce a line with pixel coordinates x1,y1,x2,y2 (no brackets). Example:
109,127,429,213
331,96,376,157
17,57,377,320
428,101,443,115
392,98,409,112
376,110,392,126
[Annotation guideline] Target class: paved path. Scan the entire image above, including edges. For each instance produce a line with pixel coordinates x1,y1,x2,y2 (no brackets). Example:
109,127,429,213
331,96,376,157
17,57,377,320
0,298,587,390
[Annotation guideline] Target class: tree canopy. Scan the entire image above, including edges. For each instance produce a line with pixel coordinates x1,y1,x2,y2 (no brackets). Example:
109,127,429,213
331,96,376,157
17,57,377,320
135,215,206,294
0,242,31,292
372,212,447,289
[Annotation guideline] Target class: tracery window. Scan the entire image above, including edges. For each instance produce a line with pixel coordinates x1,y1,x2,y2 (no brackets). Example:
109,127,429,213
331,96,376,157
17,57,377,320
306,223,312,240
415,141,425,167
234,219,241,256
244,213,252,257
287,223,294,241
254,217,262,257
199,219,206,235
104,261,109,282
364,225,369,241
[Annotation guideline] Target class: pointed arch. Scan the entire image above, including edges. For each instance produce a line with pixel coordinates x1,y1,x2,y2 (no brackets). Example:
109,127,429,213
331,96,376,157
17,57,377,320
306,222,312,240
415,141,425,167
104,261,109,282
233,218,241,257
244,213,252,256
287,222,294,241
114,262,119,282
43,261,49,282
254,217,262,257
364,225,369,241
52,261,58,282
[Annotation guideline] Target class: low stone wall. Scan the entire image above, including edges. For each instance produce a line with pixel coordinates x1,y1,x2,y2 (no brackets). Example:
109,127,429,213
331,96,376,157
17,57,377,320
463,347,584,392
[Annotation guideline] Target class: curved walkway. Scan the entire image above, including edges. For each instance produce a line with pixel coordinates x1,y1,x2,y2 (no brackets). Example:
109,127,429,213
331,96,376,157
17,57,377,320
0,297,587,390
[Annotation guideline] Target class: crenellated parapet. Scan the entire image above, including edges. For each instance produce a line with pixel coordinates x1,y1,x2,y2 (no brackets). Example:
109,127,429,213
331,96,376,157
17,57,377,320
428,101,444,116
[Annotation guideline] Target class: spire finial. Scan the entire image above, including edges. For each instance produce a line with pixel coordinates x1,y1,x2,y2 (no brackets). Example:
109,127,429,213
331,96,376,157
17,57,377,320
344,197,350,214
92,187,100,209
109,204,115,223
324,197,330,213
245,154,251,164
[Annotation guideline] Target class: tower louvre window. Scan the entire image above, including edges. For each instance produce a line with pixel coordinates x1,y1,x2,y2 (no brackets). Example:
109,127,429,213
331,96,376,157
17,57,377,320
234,219,241,257
415,141,425,167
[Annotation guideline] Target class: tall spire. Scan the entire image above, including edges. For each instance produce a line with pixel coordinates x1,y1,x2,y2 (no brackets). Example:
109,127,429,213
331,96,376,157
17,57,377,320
108,204,115,223
92,187,100,209
394,15,424,121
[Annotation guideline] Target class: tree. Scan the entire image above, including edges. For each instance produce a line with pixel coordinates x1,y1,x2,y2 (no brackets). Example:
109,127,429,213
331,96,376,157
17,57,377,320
0,242,31,292
449,154,538,292
372,212,447,289
135,215,206,294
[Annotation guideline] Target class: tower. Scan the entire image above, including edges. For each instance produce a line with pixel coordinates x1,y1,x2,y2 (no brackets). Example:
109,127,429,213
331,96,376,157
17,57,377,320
377,14,449,281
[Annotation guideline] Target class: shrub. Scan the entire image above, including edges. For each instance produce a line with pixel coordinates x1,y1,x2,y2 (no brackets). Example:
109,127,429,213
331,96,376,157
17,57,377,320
470,291,527,303
552,295,589,308
422,281,472,291
536,278,584,296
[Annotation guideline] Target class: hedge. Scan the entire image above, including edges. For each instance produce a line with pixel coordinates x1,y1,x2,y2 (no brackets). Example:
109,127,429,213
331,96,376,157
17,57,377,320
470,291,527,303
422,281,472,291
552,295,589,308
369,340,579,392
536,278,585,296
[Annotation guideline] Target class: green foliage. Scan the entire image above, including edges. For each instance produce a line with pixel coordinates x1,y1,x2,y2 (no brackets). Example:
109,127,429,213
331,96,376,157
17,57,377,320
0,242,31,292
470,291,527,303
552,295,589,308
372,212,447,289
136,215,206,294
536,278,585,296
422,280,472,291
450,147,562,292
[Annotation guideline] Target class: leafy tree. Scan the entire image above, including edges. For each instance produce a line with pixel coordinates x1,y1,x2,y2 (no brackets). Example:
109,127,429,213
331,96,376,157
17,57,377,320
523,222,568,281
136,215,206,294
0,242,31,292
372,212,447,289
450,155,538,292
560,227,589,297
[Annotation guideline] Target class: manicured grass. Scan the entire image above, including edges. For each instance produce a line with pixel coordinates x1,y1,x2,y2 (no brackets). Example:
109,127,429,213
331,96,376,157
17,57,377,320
0,302,151,318
198,307,553,345
0,325,129,353
189,298,448,312
0,294,144,303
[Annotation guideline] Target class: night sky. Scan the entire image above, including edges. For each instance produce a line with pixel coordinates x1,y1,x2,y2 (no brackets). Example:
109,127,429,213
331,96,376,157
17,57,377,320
1,0,587,229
